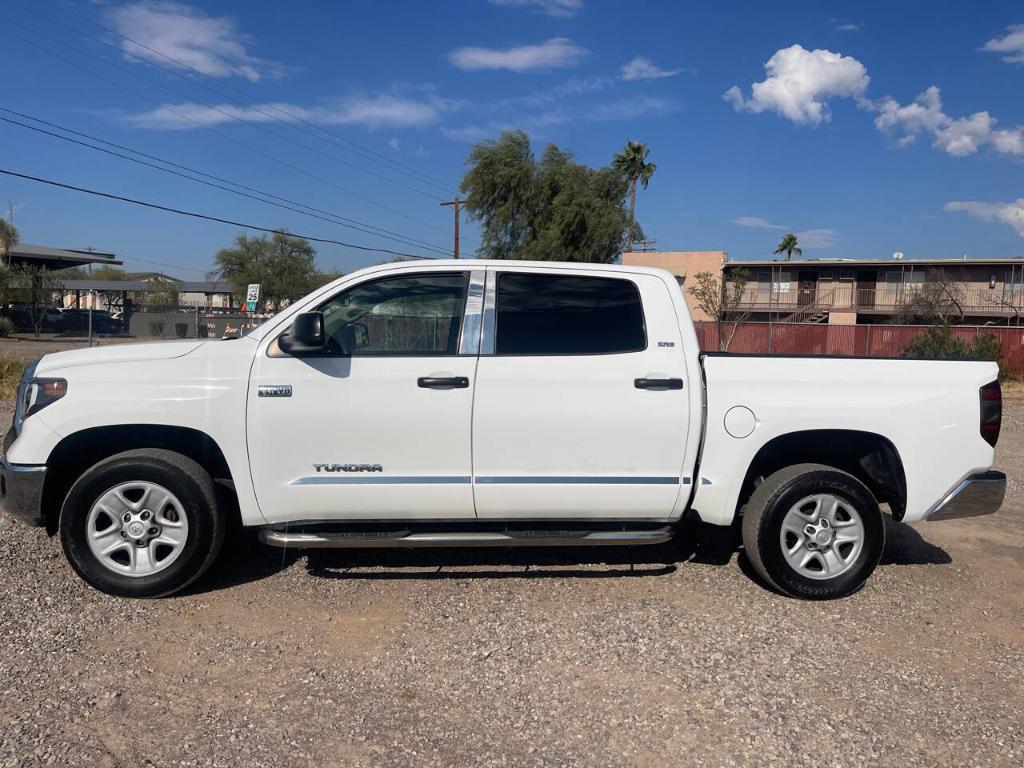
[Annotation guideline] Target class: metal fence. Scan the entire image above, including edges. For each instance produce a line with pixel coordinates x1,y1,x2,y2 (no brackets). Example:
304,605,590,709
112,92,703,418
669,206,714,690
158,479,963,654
2,305,269,345
694,321,1024,374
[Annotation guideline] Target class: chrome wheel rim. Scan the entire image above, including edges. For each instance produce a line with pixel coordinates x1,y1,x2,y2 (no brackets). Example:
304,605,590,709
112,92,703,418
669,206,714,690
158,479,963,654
85,481,189,577
779,493,865,581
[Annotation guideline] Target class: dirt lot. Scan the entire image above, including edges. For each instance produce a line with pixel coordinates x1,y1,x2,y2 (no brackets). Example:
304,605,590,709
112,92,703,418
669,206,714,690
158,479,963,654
1,401,1021,767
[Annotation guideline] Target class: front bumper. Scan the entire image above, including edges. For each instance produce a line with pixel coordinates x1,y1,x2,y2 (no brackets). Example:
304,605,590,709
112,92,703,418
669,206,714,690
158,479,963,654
0,438,47,527
926,471,1007,522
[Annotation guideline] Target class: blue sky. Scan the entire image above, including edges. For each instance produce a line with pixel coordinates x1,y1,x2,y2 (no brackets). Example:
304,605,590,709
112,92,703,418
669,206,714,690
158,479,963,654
2,0,1023,277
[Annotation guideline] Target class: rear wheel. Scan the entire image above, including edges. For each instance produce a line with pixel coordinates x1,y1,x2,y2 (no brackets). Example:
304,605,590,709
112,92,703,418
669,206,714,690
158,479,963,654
60,449,224,598
741,463,884,599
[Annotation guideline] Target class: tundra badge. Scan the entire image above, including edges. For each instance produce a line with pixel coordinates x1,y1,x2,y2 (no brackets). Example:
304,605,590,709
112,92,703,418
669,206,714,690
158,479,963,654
258,384,293,397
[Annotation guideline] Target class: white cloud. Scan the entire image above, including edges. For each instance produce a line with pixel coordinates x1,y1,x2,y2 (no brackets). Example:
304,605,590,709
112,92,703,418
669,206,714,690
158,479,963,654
733,216,787,229
127,94,449,130
945,199,1024,238
487,0,582,17
834,21,863,32
106,1,285,82
982,24,1024,64
796,228,838,249
388,138,401,152
620,56,682,81
449,38,588,72
872,85,1024,158
723,44,869,125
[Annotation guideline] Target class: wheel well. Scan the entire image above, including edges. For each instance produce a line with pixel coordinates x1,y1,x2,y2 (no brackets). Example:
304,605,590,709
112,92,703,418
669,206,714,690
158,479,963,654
41,425,236,535
738,430,907,520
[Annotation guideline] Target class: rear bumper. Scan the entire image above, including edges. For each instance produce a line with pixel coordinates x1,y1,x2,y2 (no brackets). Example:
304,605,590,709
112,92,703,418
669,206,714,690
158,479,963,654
926,471,1006,522
0,455,47,527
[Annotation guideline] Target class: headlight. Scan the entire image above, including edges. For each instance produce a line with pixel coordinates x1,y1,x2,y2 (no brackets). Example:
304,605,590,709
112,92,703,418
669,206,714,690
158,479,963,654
13,359,67,434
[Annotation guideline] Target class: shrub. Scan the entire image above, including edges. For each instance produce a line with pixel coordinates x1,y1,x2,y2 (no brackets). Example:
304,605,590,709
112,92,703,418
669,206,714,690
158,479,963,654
903,322,1004,377
0,317,14,338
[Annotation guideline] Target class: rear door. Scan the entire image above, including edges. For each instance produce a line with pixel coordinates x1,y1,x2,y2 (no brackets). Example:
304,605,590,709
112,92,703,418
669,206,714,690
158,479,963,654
471,268,690,519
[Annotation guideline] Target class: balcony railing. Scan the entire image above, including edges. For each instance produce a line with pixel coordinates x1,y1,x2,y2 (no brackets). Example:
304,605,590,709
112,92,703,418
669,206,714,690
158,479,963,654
734,285,1024,315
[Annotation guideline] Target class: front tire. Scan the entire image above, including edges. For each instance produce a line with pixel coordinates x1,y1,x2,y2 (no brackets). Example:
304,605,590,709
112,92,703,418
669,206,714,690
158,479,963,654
741,463,884,600
60,449,225,598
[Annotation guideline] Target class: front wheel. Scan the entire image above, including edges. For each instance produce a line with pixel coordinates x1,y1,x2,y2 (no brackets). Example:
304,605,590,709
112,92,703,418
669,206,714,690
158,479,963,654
741,463,884,599
60,449,225,598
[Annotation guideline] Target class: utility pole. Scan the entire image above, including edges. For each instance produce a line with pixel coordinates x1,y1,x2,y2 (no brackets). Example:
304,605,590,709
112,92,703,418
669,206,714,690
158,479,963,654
440,197,460,259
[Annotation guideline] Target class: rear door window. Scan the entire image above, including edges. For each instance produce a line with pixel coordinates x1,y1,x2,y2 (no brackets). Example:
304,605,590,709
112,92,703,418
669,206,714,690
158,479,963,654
494,273,646,355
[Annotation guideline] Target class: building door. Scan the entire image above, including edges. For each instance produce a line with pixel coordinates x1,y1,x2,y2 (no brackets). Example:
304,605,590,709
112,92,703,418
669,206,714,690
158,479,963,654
798,272,817,306
856,270,876,308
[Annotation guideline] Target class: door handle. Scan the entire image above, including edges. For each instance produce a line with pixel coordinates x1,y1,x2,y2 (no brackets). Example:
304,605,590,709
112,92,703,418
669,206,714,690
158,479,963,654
634,378,684,390
418,376,470,389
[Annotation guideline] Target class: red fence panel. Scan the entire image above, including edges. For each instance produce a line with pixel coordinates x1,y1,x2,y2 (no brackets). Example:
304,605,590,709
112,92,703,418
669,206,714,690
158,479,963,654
694,321,1024,376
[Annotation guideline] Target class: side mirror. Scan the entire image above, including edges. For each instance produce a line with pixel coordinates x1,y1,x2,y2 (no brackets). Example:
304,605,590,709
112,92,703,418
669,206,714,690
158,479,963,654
340,322,369,354
279,312,326,354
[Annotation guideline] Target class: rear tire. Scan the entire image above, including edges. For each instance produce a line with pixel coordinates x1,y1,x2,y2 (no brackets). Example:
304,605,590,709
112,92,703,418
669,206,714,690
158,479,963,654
741,463,884,600
60,449,225,598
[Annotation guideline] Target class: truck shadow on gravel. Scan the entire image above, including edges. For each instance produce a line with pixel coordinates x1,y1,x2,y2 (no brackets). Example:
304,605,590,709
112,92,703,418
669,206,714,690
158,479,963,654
196,516,951,593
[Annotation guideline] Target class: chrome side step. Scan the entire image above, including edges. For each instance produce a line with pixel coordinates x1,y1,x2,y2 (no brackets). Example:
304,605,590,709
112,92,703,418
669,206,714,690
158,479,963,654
259,527,674,549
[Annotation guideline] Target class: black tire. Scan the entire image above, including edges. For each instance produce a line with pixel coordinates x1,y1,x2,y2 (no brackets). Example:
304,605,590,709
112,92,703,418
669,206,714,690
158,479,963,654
741,463,884,600
59,449,225,598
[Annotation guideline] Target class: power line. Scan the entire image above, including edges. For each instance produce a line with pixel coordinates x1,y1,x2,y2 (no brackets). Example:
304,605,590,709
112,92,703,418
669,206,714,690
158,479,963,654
6,21,454,237
0,168,439,260
0,109,453,256
39,3,460,198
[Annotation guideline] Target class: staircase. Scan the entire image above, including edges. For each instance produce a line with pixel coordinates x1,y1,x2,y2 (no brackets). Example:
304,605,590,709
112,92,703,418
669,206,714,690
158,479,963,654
780,290,833,324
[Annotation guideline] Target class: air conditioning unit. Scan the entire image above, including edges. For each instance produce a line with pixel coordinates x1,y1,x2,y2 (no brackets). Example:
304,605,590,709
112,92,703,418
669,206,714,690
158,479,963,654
892,251,904,260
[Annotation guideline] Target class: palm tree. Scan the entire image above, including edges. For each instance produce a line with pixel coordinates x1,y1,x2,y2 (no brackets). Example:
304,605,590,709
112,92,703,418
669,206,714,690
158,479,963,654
774,232,801,261
613,141,656,252
0,218,18,265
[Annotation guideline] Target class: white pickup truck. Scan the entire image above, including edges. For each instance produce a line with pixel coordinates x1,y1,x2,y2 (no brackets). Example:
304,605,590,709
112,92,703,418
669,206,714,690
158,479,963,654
0,260,1006,599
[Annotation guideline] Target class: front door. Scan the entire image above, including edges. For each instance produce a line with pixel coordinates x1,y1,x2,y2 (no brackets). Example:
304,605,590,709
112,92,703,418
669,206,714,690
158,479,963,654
247,270,478,524
798,271,817,306
471,268,690,519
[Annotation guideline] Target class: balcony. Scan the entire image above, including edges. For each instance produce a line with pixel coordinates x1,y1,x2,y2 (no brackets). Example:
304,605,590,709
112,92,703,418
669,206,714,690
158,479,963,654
733,284,1024,317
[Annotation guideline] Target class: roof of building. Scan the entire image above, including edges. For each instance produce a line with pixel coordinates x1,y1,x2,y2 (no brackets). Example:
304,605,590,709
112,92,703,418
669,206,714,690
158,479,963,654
8,243,122,269
725,256,1024,267
61,279,233,293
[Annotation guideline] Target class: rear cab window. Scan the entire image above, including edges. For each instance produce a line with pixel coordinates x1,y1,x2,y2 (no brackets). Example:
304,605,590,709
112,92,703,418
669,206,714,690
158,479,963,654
494,272,646,355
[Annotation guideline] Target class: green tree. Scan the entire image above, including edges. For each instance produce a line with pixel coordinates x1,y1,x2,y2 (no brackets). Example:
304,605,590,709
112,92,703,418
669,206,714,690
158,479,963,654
90,265,130,280
613,141,656,252
688,268,750,351
0,218,17,265
460,130,630,263
903,321,1003,377
774,233,801,261
213,230,321,310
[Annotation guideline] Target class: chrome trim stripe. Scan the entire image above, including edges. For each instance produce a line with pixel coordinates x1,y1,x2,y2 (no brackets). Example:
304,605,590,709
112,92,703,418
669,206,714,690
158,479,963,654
458,270,486,355
475,476,680,485
292,476,471,486
480,270,497,355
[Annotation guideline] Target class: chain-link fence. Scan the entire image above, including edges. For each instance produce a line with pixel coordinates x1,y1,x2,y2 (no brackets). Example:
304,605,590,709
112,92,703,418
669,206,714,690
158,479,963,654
0,304,272,347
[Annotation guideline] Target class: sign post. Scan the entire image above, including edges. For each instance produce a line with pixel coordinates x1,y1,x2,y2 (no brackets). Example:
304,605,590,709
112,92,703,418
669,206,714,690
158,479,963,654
246,283,260,313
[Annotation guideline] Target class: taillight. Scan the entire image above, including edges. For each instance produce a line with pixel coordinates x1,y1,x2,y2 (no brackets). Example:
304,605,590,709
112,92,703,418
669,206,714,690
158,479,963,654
980,380,1001,447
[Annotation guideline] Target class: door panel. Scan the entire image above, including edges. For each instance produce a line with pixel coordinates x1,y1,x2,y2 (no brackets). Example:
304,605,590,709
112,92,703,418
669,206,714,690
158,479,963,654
471,270,689,519
247,270,478,523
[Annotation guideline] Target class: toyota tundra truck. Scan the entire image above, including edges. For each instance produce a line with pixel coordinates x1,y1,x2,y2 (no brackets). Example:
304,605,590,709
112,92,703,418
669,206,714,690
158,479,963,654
0,260,1007,599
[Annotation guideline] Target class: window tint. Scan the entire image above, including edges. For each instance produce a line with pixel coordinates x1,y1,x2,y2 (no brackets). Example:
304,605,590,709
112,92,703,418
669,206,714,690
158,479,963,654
494,273,645,355
317,272,468,355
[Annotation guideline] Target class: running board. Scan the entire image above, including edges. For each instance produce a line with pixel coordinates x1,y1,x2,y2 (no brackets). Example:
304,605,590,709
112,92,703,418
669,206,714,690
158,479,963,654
259,527,674,549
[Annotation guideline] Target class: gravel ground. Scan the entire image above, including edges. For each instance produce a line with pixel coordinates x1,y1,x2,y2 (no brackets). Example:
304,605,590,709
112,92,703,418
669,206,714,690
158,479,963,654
1,406,1022,767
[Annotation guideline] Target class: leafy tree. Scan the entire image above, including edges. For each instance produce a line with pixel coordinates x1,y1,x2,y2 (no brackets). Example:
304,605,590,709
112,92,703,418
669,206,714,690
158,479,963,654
688,268,750,351
774,233,801,261
613,141,656,252
213,230,322,310
0,218,17,265
902,321,1003,377
6,266,66,336
460,130,630,263
90,265,130,280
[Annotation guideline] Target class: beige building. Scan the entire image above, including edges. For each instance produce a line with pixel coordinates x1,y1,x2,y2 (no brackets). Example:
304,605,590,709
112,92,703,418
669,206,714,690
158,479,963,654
623,252,1024,325
621,251,727,321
